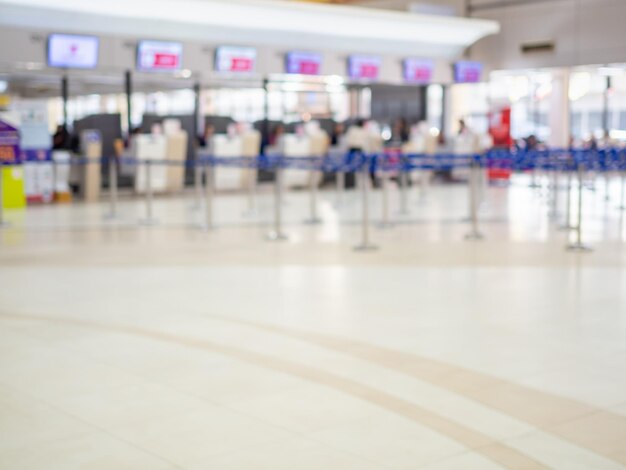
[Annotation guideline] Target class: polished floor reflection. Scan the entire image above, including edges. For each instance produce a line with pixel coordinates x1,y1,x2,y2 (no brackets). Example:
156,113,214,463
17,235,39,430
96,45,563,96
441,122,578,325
1,175,625,469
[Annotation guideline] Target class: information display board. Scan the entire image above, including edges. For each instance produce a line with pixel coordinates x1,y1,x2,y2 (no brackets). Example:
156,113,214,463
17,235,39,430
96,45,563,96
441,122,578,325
403,58,434,84
137,41,183,71
348,55,381,81
286,51,322,75
48,34,99,69
453,61,483,83
215,47,256,73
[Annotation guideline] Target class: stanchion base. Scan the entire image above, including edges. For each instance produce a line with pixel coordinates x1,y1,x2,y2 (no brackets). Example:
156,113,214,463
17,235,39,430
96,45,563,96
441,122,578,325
558,224,575,231
618,205,626,211
353,244,379,252
241,209,257,218
103,213,121,222
266,231,288,241
303,218,323,225
377,222,394,229
464,231,485,241
139,218,159,226
197,223,216,231
566,243,593,253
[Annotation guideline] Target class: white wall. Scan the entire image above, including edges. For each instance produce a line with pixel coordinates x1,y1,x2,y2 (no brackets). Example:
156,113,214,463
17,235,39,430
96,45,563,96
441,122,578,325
470,0,626,71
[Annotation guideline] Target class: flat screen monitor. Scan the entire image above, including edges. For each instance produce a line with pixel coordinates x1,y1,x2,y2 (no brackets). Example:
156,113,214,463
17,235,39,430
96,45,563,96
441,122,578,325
286,51,322,75
47,34,99,69
403,58,434,84
453,61,482,83
348,55,381,81
215,46,257,73
137,41,183,72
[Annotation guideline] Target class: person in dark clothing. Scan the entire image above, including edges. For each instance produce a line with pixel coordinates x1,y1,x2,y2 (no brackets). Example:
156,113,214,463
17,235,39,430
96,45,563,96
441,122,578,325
391,118,409,144
198,123,215,148
331,122,346,146
52,125,70,150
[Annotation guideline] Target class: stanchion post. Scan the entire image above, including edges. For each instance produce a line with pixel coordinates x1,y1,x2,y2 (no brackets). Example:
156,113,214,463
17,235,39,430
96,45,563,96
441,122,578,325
549,153,559,221
243,160,257,217
335,170,345,208
378,155,392,229
354,155,378,251
267,157,288,241
139,159,157,225
559,156,574,231
618,153,626,210
465,156,484,241
399,158,409,215
619,168,626,211
105,156,119,220
200,157,215,230
304,165,322,225
193,158,203,210
419,156,430,203
0,163,7,228
566,160,592,252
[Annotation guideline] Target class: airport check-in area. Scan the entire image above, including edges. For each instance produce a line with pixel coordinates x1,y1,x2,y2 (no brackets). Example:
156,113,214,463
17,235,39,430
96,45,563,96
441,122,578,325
0,0,626,469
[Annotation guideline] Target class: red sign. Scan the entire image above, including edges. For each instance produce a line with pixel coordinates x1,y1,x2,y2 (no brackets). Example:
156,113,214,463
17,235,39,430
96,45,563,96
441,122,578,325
154,54,179,68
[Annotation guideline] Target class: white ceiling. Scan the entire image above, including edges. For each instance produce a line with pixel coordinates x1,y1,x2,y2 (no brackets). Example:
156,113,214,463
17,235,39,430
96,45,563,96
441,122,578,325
0,0,499,58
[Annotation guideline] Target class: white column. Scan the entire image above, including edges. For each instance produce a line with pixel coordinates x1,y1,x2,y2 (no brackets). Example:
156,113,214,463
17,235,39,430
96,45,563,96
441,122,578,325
548,69,571,148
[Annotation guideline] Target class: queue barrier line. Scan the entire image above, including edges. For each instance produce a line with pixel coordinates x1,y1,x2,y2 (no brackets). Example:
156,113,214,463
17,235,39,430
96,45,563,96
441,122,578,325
5,148,626,253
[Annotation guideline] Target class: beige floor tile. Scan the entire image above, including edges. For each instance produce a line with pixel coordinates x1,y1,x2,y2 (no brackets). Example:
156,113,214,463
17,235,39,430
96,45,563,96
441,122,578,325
1,183,625,469
505,429,624,470
190,436,382,470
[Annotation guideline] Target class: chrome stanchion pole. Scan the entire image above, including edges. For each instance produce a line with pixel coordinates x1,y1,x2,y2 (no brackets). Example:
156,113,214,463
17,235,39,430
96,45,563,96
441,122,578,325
335,170,345,208
304,164,322,225
0,164,8,228
378,156,393,229
549,154,559,222
619,170,626,211
242,161,257,217
201,158,215,230
193,158,203,210
399,159,409,215
567,160,592,252
267,157,288,241
105,157,119,220
419,156,430,203
559,157,574,231
465,156,484,241
354,155,378,251
139,159,157,225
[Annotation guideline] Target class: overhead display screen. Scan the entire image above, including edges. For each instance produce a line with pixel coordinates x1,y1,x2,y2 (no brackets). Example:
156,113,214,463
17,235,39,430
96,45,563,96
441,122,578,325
286,51,322,75
453,61,483,83
47,34,99,69
403,58,434,84
137,41,183,72
215,46,257,73
348,55,381,81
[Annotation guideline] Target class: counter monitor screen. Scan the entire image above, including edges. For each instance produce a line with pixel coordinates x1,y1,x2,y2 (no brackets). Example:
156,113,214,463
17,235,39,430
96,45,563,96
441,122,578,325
137,41,183,72
47,34,99,69
403,58,434,84
215,46,257,73
348,55,381,81
286,52,322,75
454,61,482,83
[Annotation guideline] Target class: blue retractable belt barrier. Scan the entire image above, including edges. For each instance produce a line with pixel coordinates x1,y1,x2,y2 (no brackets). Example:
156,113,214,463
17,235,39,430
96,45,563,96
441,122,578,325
31,148,626,173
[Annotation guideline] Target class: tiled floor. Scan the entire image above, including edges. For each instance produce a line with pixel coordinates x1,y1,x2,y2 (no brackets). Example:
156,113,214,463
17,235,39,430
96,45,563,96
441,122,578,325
1,174,625,469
